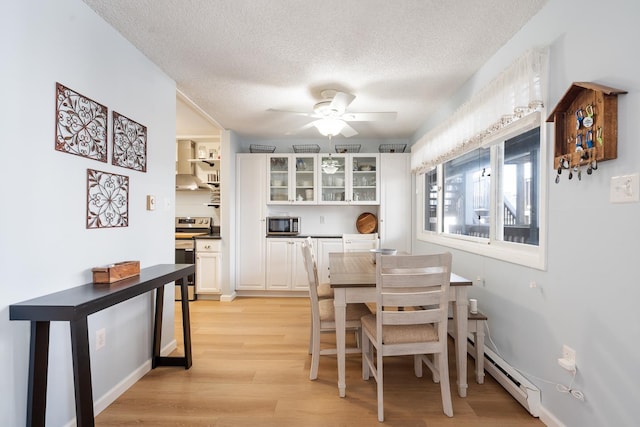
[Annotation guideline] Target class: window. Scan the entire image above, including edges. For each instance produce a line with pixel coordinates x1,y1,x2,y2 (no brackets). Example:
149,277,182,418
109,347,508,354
418,113,546,270
498,127,540,245
442,147,491,238
423,168,438,232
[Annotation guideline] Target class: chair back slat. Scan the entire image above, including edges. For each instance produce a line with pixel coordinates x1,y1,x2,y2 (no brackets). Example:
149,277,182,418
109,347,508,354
381,308,444,325
381,290,442,307
342,233,380,252
301,237,319,303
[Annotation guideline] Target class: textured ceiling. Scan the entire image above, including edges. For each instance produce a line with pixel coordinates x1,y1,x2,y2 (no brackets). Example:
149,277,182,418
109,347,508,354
83,0,547,139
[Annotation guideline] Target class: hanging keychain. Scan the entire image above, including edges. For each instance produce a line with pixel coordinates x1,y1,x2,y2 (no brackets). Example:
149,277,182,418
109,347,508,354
575,108,584,130
596,126,603,145
582,130,594,161
575,132,584,153
583,104,594,128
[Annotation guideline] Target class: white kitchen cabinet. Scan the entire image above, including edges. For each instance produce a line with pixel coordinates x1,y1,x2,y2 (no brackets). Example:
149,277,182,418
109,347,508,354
318,153,379,205
379,153,412,254
267,154,318,204
316,238,343,284
236,154,267,290
266,238,313,291
195,239,221,294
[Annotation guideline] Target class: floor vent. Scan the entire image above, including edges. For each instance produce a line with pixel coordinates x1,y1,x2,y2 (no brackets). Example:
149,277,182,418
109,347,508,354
466,337,541,417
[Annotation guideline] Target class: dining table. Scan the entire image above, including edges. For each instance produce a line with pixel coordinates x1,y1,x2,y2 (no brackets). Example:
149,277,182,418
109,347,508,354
329,251,473,398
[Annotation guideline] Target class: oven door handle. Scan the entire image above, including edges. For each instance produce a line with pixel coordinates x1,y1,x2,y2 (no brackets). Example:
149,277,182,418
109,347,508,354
184,248,194,252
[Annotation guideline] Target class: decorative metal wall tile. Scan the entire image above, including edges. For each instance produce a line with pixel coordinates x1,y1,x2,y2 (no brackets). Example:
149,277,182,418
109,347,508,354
86,169,129,229
112,111,147,172
55,83,108,162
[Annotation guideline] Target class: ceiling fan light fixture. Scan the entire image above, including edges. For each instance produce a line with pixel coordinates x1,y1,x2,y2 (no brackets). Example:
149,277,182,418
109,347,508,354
314,118,346,136
321,158,339,174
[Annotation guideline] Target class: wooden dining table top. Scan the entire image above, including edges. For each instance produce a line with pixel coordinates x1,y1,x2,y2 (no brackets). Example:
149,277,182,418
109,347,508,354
328,252,472,288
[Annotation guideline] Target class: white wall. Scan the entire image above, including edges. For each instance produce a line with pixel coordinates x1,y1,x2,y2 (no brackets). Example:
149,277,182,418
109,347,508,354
0,1,176,425
412,1,640,426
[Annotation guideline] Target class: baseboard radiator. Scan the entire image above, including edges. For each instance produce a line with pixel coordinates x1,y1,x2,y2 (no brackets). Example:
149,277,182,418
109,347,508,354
466,337,541,417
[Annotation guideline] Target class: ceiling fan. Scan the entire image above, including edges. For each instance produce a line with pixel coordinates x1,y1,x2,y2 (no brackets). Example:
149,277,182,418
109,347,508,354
269,89,397,138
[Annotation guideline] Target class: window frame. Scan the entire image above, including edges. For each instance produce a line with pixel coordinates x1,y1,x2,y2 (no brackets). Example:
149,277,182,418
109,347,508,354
416,112,547,270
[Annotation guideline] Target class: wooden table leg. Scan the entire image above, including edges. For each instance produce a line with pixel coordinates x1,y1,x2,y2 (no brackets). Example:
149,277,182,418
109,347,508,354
453,288,469,397
26,321,50,427
180,279,193,369
152,285,164,368
333,288,347,397
69,317,95,426
153,278,192,369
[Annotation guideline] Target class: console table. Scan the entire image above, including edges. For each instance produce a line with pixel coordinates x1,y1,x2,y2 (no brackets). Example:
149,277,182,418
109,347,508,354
10,264,195,427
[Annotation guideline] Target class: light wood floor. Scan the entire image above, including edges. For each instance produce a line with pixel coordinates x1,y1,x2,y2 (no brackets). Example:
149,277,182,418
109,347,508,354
96,297,544,426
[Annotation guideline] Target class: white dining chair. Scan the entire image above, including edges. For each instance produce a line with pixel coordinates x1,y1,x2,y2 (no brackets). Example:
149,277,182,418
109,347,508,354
301,239,370,380
342,233,379,252
361,252,453,421
304,237,333,300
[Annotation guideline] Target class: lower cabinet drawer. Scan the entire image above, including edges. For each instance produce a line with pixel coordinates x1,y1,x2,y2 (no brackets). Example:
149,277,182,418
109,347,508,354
196,239,221,252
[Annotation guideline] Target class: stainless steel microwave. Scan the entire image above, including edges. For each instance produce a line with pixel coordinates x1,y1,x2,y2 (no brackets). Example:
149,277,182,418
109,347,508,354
266,217,300,235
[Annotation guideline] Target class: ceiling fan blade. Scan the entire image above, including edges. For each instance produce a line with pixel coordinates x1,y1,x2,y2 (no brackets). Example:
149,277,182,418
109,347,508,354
340,123,358,138
284,121,318,135
341,112,397,122
266,108,320,118
329,91,356,114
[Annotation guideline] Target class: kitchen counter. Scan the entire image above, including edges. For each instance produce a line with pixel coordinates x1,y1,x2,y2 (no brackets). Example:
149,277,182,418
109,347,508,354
194,234,221,240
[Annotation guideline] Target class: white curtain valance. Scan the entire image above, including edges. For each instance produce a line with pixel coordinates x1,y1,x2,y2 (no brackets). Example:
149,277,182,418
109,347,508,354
411,47,548,174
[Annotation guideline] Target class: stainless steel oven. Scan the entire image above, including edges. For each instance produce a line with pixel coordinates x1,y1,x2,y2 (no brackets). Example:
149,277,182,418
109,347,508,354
175,216,212,301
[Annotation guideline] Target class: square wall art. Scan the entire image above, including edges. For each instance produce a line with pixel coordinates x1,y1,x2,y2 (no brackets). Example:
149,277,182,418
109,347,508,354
55,83,108,162
86,169,129,229
112,111,147,172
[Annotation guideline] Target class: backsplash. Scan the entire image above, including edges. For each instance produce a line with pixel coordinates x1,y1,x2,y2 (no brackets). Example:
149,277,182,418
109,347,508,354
176,190,220,225
266,205,379,236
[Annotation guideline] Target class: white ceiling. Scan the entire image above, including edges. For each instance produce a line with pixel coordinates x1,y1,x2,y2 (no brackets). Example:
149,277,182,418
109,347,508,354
83,0,547,140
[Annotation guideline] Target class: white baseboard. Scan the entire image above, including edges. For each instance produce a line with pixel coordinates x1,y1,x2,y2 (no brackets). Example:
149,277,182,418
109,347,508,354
162,338,177,356
539,405,566,427
63,359,153,427
220,291,237,301
94,360,151,415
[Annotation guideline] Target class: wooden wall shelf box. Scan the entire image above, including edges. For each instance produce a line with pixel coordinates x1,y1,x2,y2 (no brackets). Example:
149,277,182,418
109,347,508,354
547,82,627,170
92,260,140,283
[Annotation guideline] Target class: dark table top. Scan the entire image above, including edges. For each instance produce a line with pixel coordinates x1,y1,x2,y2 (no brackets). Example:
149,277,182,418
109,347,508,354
10,264,194,322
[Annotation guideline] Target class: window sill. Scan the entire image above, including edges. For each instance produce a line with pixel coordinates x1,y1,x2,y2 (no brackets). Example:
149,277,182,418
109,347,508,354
417,231,546,270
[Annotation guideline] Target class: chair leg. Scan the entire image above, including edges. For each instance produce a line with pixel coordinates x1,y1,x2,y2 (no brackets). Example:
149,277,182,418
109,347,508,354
438,348,453,417
432,354,441,383
309,323,320,380
414,354,423,378
377,349,385,422
361,330,370,380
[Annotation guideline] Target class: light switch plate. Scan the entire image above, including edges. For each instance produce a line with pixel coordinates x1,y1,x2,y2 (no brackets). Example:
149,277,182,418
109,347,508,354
146,195,156,210
610,174,639,203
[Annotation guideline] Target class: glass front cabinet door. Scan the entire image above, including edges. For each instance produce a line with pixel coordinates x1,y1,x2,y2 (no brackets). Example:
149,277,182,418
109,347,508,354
268,154,317,204
319,153,379,204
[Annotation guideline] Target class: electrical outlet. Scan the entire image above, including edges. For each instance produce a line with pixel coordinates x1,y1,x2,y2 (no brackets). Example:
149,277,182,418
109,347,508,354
320,215,325,224
96,328,106,350
610,173,639,203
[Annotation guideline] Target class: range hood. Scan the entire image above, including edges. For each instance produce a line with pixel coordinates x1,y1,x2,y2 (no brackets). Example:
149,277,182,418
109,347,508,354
176,140,206,190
